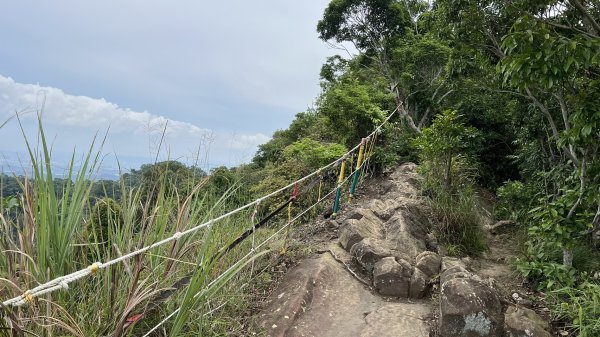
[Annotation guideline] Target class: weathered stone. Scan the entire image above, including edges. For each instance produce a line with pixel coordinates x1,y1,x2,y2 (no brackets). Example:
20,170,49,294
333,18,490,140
344,208,383,225
441,256,467,271
440,276,504,337
373,257,412,297
511,293,534,308
361,304,431,337
339,218,383,251
409,267,429,299
370,199,401,221
385,163,422,196
440,266,471,285
350,238,393,273
384,212,428,260
415,251,441,277
426,232,439,252
504,306,551,337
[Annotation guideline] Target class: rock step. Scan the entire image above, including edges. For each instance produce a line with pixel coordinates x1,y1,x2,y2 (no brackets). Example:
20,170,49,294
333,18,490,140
258,253,432,337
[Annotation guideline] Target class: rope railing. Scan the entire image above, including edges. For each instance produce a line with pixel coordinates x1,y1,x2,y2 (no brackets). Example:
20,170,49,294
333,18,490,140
141,156,358,337
1,108,398,308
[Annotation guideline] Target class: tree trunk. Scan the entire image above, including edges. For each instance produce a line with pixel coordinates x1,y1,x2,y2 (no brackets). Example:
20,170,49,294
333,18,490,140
444,155,453,192
562,247,573,267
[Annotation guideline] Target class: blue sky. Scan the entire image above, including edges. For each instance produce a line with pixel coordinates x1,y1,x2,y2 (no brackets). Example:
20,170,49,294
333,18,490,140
0,1,341,174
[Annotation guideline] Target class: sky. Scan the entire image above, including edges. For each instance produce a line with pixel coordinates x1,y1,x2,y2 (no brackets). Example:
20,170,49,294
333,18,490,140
0,1,341,176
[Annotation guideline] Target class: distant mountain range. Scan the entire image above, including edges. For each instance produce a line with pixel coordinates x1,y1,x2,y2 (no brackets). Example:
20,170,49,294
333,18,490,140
0,150,219,181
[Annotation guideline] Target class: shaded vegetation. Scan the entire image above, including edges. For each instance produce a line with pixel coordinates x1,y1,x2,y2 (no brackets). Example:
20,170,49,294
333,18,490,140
2,0,600,335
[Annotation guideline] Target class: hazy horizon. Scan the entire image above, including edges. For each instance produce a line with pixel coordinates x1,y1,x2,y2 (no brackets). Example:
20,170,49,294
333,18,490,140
0,1,345,171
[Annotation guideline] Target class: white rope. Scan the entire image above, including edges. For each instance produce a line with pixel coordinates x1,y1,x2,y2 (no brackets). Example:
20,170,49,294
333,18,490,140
2,108,397,308
141,172,349,336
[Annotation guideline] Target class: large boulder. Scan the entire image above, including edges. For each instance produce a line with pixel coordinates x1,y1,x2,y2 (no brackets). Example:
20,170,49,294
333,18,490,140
362,304,431,337
441,256,467,271
388,163,421,196
409,267,429,299
440,266,473,285
339,218,383,250
504,306,552,337
407,251,441,299
439,270,504,337
350,238,393,273
373,257,412,297
369,199,401,221
384,212,428,261
415,251,441,277
343,208,383,226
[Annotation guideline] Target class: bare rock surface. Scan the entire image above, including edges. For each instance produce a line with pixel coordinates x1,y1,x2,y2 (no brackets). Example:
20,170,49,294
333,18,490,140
373,256,412,297
257,253,432,337
439,268,504,337
504,306,552,337
361,304,431,337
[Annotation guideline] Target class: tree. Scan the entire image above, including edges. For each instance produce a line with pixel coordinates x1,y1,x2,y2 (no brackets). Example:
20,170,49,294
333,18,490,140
498,5,600,266
89,197,123,245
317,0,430,131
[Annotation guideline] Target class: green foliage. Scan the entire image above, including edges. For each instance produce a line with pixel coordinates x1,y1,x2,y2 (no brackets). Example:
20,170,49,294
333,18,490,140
427,183,488,256
495,180,535,223
282,138,347,169
551,279,600,337
317,75,391,146
22,116,101,279
140,160,206,198
253,111,335,167
414,110,486,255
253,138,347,201
89,197,124,244
413,110,479,191
317,0,412,51
371,122,419,171
528,190,595,257
499,15,600,90
516,260,577,291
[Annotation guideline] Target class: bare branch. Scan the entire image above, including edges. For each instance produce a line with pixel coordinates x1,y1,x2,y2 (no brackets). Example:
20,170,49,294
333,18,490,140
567,0,600,36
567,156,586,220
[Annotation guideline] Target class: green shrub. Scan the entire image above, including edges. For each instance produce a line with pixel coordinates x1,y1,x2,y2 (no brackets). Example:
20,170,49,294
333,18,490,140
371,122,420,172
495,180,531,223
551,279,600,337
89,197,124,245
413,110,486,256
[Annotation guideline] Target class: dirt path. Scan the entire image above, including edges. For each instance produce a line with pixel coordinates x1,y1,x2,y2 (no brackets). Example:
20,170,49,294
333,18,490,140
257,244,432,337
255,164,436,336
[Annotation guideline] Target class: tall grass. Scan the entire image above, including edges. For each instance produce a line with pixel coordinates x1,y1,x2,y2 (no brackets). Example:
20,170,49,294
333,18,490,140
0,117,327,336
418,155,487,256
551,279,600,337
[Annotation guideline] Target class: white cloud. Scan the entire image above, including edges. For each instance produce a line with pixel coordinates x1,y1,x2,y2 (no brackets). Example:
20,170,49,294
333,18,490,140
0,75,269,168
229,133,271,151
0,75,205,136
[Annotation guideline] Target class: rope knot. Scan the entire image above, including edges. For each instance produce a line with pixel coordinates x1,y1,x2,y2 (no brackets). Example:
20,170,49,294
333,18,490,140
59,280,69,290
88,262,102,274
173,231,183,240
23,291,34,303
290,183,299,201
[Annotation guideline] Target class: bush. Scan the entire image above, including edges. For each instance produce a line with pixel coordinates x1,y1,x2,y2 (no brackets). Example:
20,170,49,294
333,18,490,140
413,110,486,256
550,279,600,337
89,197,124,245
371,122,420,172
495,180,530,223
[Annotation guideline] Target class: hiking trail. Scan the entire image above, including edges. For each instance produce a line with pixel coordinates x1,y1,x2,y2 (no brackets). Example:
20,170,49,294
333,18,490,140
255,163,554,337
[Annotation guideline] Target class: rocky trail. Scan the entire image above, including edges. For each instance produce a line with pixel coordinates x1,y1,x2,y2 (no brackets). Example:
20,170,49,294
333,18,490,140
254,164,554,337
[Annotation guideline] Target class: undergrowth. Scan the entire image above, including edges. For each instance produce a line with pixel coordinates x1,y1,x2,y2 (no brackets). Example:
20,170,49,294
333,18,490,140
414,110,487,256
0,117,334,336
